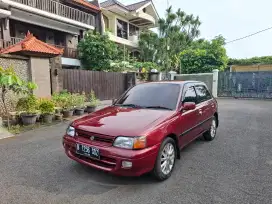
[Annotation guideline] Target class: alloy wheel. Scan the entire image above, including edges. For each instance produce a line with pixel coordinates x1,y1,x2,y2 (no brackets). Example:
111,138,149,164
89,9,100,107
160,143,175,175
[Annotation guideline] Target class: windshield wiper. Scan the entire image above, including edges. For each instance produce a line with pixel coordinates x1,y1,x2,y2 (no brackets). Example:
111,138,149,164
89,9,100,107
144,106,172,110
115,104,142,108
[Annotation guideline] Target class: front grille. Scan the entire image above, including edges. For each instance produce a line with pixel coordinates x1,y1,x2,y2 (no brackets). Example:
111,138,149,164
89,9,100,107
76,129,114,144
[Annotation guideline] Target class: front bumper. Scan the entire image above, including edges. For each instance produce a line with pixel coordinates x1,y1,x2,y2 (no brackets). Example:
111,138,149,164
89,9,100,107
63,135,160,176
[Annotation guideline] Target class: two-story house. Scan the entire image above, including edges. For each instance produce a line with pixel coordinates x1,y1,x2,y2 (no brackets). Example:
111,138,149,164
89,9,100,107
100,0,159,57
0,0,102,68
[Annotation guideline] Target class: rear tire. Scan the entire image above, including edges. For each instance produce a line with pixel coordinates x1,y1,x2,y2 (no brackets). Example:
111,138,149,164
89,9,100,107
203,116,217,141
153,137,177,181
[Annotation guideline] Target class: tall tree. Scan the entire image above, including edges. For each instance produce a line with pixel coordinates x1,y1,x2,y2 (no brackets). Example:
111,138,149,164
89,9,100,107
138,6,201,71
158,7,201,71
138,30,159,62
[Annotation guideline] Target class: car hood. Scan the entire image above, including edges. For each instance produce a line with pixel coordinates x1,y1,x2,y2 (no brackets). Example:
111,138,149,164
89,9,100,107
73,106,174,136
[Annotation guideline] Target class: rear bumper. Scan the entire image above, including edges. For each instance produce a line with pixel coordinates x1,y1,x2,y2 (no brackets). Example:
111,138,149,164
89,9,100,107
63,136,160,176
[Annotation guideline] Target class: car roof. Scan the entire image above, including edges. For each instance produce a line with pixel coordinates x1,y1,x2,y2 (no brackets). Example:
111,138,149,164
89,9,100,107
145,81,204,86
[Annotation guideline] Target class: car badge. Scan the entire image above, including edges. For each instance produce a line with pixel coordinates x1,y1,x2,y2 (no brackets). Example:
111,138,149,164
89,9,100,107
90,136,95,141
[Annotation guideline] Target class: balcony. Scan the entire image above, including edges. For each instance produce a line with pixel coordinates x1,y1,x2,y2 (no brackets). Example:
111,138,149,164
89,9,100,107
0,37,78,59
9,0,95,27
109,33,139,48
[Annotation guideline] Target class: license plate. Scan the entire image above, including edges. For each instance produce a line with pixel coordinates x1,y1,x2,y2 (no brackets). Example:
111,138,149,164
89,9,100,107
76,143,100,159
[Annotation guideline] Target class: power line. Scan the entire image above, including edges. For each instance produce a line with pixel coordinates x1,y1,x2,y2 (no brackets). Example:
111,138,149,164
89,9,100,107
226,26,272,44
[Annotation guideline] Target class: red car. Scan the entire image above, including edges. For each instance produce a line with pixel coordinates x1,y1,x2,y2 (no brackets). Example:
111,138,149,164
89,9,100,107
63,81,219,180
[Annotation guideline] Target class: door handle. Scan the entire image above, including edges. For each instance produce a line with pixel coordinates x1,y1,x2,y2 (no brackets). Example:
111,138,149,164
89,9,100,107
199,109,203,115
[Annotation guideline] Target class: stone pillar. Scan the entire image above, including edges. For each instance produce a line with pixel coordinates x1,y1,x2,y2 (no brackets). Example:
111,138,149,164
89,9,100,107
50,56,63,94
212,69,219,98
169,71,177,80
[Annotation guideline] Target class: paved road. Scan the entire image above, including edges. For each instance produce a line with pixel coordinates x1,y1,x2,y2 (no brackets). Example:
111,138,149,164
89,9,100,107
0,99,272,204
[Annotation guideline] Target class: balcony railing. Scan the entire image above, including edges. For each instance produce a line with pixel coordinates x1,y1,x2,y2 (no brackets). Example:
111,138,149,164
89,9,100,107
0,37,78,59
11,0,95,26
52,44,78,59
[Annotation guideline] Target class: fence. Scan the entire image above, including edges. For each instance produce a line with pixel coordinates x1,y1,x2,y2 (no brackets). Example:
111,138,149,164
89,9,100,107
218,71,272,99
62,69,134,100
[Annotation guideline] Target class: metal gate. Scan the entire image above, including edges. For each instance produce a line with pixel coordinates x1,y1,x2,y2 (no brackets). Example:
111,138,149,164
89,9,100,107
218,71,272,99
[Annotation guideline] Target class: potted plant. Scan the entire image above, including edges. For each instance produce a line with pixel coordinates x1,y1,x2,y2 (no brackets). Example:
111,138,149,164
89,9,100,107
16,95,38,125
39,99,55,123
62,94,74,118
74,93,86,116
86,90,100,113
52,91,74,118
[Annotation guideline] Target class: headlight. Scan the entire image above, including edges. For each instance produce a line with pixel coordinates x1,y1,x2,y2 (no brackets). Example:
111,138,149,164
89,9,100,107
113,136,146,149
66,126,75,137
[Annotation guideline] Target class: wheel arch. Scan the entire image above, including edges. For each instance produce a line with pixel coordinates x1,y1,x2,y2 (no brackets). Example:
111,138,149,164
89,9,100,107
165,133,180,159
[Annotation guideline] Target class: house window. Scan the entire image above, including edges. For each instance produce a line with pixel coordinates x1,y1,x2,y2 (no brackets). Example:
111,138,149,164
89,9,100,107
129,24,139,36
117,19,128,39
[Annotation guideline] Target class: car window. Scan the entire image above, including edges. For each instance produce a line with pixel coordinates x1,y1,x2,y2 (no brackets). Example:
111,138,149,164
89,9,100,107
183,86,197,103
116,83,180,110
195,85,212,103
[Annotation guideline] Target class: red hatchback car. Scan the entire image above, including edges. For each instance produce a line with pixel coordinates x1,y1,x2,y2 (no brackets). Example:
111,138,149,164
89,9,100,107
63,81,219,180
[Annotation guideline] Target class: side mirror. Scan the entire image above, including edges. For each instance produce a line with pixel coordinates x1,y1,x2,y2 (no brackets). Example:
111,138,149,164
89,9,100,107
182,102,196,111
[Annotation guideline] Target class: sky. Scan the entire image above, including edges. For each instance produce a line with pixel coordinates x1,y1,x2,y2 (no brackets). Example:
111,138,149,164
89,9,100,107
112,0,272,59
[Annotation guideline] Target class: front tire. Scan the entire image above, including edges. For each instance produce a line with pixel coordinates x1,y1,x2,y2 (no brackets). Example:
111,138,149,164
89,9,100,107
203,116,217,141
153,137,177,181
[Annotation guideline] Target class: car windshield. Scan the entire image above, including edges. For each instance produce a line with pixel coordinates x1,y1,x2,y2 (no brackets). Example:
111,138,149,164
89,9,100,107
115,83,180,110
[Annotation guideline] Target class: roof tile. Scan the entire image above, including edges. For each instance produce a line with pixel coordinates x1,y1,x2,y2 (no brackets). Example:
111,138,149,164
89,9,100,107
0,32,63,56
73,0,100,11
100,0,151,11
126,0,151,11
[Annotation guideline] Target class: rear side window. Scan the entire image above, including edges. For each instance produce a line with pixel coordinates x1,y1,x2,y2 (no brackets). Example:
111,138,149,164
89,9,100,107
183,87,197,103
195,85,212,103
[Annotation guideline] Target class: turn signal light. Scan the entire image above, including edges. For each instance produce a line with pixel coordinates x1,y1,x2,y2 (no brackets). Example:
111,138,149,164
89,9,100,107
133,136,146,149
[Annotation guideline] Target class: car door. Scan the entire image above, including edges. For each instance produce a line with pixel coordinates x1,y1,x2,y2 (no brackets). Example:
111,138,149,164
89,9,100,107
194,84,213,133
178,84,201,148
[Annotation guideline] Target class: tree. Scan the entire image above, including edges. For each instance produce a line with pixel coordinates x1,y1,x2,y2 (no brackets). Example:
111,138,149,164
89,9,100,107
228,56,272,65
138,6,201,71
78,31,119,71
158,7,201,71
138,30,160,62
180,36,228,74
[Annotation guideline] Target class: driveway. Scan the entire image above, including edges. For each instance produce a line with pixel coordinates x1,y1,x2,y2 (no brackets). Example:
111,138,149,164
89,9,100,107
0,99,271,204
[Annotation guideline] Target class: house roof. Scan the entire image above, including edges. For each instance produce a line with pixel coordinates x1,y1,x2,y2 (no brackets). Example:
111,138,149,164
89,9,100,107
0,32,63,56
100,0,151,11
126,0,151,11
100,0,127,10
72,0,100,11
